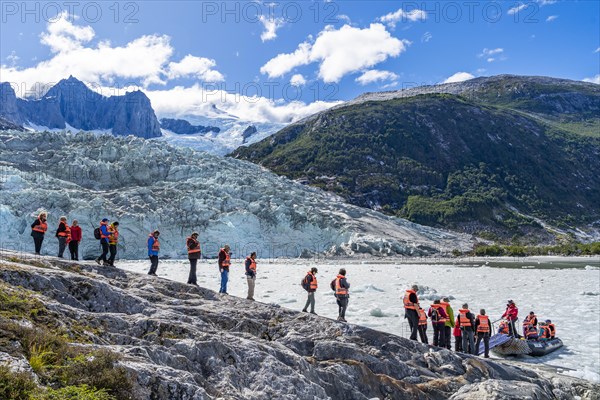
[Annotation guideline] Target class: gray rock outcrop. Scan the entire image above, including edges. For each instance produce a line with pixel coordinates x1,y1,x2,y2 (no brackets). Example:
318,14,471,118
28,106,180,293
0,252,597,399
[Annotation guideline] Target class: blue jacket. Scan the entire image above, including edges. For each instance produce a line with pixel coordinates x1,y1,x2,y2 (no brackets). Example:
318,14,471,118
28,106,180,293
148,236,159,256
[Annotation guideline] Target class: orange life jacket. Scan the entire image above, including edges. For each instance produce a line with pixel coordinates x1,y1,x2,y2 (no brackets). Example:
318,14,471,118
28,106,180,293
335,275,348,296
247,256,256,272
418,308,427,325
523,314,537,327
476,315,490,333
32,218,48,233
526,325,538,338
458,309,472,327
150,235,160,252
108,225,119,245
547,323,556,338
403,290,418,310
220,249,231,267
57,221,70,238
498,321,509,334
187,237,201,254
430,303,449,323
305,272,318,290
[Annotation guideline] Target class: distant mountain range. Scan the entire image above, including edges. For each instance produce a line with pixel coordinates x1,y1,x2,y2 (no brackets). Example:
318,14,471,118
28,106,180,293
233,75,600,242
0,76,161,138
159,118,220,135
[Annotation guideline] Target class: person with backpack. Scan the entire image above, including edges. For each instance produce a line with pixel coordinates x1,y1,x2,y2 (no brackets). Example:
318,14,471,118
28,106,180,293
403,285,420,341
245,252,257,300
95,218,112,266
457,303,476,354
186,232,201,285
107,221,119,267
441,297,455,350
55,216,70,258
31,212,48,255
475,309,491,358
218,245,231,294
428,299,449,347
332,268,350,322
418,307,429,344
68,219,82,261
301,267,318,314
147,230,160,276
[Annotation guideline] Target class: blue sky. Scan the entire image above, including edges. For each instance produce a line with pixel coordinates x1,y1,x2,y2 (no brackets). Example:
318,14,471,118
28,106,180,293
1,0,598,122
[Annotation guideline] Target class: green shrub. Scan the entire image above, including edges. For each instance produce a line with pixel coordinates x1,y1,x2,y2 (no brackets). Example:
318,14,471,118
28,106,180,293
31,385,116,400
0,365,36,400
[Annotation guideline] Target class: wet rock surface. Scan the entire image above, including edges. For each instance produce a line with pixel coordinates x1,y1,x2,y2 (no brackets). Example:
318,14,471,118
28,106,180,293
0,252,598,399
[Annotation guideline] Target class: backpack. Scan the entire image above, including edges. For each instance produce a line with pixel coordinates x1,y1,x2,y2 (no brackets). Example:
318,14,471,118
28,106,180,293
430,307,440,323
93,227,101,240
330,279,336,292
301,274,310,291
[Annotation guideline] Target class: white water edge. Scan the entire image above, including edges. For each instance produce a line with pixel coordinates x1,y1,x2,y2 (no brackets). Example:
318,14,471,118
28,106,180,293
115,258,600,383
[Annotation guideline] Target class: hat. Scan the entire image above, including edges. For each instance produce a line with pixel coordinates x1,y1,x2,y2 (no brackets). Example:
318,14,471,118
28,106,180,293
508,300,514,304
102,218,109,222
191,232,199,236
545,319,551,323
529,311,534,315
153,230,160,234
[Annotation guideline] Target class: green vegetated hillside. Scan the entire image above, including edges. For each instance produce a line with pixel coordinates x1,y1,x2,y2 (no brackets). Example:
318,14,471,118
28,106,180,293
233,76,600,242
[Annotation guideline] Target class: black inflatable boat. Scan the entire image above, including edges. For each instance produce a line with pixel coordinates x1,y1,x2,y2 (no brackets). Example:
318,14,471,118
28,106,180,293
480,334,564,357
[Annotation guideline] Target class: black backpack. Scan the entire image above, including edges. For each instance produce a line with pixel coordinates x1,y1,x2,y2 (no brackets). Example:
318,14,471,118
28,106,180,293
430,307,440,323
93,227,101,240
301,274,311,291
330,279,336,292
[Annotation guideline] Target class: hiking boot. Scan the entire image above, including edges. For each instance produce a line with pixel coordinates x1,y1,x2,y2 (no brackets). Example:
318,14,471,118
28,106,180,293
95,258,101,265
310,311,317,315
302,309,308,312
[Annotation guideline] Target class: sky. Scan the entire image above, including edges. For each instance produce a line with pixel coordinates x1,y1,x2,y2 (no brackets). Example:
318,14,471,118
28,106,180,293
1,0,599,123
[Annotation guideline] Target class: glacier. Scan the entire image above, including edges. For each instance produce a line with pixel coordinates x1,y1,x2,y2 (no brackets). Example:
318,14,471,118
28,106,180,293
0,130,473,260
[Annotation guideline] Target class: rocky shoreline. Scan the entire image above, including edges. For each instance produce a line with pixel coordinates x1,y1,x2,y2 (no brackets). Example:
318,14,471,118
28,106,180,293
0,251,598,399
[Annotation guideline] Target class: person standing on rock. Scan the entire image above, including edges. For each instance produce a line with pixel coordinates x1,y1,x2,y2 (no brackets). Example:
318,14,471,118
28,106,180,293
55,216,70,258
147,230,160,276
218,245,231,294
186,232,201,285
31,212,48,255
418,306,429,344
96,218,112,266
429,299,448,347
441,297,455,350
68,219,82,261
403,285,420,341
332,268,350,322
245,252,257,300
453,316,463,352
458,304,476,354
107,221,119,267
475,309,491,358
301,267,318,314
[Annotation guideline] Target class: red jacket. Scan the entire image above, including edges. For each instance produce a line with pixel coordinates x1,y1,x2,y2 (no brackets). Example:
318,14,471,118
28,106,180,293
453,317,462,336
70,226,82,242
502,304,519,321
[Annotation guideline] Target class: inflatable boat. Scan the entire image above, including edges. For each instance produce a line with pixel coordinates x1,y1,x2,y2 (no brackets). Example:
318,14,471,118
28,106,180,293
479,334,563,357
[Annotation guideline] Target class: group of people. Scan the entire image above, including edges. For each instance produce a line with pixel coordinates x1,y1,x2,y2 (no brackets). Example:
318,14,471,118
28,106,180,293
30,214,558,358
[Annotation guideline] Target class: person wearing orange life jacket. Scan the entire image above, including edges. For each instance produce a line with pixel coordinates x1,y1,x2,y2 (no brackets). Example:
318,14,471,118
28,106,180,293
417,307,429,344
55,216,70,258
186,232,201,286
475,309,491,358
218,245,231,294
301,267,318,314
525,324,539,340
522,311,538,336
245,252,257,300
147,230,160,276
498,320,510,335
538,322,550,340
403,285,420,341
31,212,48,255
107,222,120,267
545,320,556,338
332,268,350,322
428,299,449,347
95,218,113,266
457,303,476,354
441,297,455,350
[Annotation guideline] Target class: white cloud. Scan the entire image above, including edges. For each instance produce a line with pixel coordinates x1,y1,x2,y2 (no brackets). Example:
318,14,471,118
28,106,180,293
537,0,557,6
594,47,600,53
355,69,399,85
508,4,528,15
582,75,600,84
144,84,341,123
546,15,558,22
337,15,352,24
261,23,408,83
0,12,224,88
421,31,432,43
442,72,475,84
6,51,19,66
290,74,306,86
379,8,427,28
259,15,285,42
478,48,505,63
166,55,224,82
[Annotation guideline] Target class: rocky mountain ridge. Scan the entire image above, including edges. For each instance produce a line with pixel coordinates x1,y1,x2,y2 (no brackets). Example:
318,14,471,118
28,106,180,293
0,251,598,399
